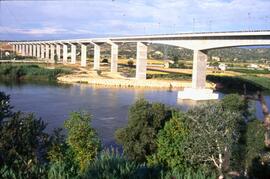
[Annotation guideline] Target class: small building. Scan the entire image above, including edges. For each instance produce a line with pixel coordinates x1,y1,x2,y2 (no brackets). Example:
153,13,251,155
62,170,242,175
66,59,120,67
218,63,226,71
212,56,221,61
248,64,259,69
164,60,174,68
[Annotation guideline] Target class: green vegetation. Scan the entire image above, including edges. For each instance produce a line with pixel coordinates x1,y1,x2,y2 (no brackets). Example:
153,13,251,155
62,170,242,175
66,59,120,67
147,112,189,172
0,91,270,178
0,63,71,81
115,99,172,163
147,72,191,80
241,75,270,91
207,75,270,93
64,112,101,172
229,68,270,74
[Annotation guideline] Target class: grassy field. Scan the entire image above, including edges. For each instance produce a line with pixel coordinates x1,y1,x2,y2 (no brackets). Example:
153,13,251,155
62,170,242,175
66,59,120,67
0,63,72,81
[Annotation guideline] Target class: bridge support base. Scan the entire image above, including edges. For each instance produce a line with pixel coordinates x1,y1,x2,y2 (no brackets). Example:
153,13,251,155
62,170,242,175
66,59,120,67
136,42,147,80
178,88,219,100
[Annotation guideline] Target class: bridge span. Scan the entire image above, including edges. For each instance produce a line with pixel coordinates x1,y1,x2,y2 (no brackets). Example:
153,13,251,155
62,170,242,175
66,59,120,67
8,30,270,100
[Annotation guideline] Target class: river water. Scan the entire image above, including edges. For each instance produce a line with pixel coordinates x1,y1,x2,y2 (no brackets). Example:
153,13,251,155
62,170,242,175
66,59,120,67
0,82,269,146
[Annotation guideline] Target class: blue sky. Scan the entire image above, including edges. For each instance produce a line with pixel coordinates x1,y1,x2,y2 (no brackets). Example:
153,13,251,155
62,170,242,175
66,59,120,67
0,0,270,40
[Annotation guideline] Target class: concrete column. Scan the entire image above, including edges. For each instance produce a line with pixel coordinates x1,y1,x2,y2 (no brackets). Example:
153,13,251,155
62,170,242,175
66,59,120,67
56,44,61,61
15,45,19,53
29,44,32,56
25,45,29,56
33,44,36,57
45,44,50,59
93,44,100,70
41,44,45,59
22,45,25,56
63,44,68,63
15,45,17,53
192,50,208,89
81,44,87,67
12,45,15,52
37,45,40,58
110,43,118,72
50,44,55,62
135,42,148,80
71,44,76,64
19,44,22,54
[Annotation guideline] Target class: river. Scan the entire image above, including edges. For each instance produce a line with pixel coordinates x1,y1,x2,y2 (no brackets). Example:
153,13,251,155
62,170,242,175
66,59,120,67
0,81,269,146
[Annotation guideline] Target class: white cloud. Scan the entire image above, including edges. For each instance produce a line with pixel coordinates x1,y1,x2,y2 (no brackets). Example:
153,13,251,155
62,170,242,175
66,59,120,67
0,27,67,35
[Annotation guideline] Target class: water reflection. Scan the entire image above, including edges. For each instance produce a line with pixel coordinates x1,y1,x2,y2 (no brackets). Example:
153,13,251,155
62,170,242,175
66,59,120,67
0,82,269,146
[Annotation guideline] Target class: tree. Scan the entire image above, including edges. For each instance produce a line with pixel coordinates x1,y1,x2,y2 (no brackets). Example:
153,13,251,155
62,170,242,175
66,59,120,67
147,112,189,172
115,99,172,163
0,91,13,122
244,120,265,174
221,94,248,115
54,54,58,64
64,111,101,172
0,112,49,178
184,103,241,178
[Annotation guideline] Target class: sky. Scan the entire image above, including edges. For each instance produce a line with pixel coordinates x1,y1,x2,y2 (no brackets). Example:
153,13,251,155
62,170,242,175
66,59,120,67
0,0,270,40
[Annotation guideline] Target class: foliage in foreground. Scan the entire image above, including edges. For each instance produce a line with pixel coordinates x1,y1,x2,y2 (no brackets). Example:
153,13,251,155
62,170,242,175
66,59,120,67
0,91,269,178
64,112,101,172
115,99,172,163
147,112,189,172
0,92,49,178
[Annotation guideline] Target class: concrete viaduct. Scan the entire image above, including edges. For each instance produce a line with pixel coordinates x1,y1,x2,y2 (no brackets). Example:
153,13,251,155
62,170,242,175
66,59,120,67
8,30,270,100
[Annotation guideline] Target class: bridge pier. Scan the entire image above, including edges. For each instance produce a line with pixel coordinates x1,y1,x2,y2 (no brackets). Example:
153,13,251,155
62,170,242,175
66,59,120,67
37,44,42,59
19,44,22,54
25,44,29,56
29,44,33,56
45,44,50,60
136,42,147,80
12,45,15,53
93,44,100,70
81,44,87,67
41,44,45,59
33,44,36,57
110,43,118,72
22,44,25,56
50,44,55,63
62,44,68,64
56,44,61,62
178,50,219,100
71,44,76,64
15,45,19,54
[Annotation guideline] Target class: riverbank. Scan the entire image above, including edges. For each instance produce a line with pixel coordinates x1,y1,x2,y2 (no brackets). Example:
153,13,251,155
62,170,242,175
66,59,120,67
57,68,214,89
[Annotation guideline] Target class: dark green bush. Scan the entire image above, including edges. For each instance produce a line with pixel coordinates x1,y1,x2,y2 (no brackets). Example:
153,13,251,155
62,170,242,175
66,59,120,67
115,99,172,163
147,112,189,172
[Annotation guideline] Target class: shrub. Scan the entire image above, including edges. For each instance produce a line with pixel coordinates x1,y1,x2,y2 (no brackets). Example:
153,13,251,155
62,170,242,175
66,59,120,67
0,112,49,178
64,111,101,172
101,58,108,63
115,99,172,163
47,128,80,177
147,112,189,172
0,91,13,122
127,59,134,67
221,94,247,114
184,103,242,178
84,150,140,179
245,120,265,176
